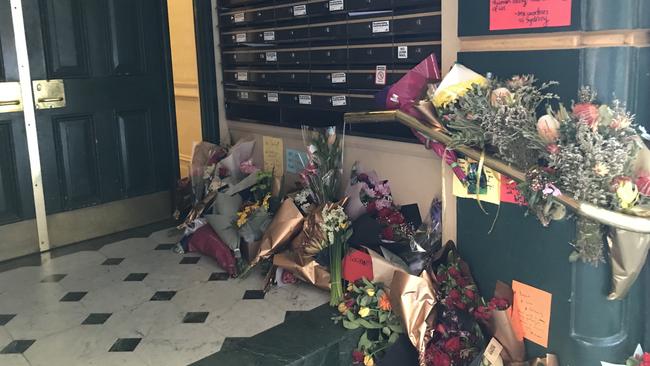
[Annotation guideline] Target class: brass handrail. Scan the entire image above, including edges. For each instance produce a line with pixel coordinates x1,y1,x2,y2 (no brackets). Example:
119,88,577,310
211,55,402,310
344,110,650,234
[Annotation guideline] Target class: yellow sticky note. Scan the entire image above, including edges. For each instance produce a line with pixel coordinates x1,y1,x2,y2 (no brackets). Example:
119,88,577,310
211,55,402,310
511,280,552,348
452,158,501,205
262,136,283,176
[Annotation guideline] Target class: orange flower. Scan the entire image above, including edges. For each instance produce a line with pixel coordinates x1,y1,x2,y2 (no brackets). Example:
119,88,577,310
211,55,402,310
378,293,391,311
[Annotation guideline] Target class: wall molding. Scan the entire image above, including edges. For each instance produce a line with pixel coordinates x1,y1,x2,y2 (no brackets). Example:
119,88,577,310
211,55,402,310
174,82,200,99
460,29,650,52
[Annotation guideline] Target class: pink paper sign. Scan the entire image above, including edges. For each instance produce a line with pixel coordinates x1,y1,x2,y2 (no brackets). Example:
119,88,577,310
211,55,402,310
489,0,572,31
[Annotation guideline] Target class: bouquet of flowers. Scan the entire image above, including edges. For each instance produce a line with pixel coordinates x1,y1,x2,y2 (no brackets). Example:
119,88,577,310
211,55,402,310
346,162,415,242
300,126,343,205
424,251,507,366
321,203,353,305
333,278,404,366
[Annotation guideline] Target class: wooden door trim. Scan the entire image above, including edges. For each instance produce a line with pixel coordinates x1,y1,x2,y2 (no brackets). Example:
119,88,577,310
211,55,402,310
193,0,220,144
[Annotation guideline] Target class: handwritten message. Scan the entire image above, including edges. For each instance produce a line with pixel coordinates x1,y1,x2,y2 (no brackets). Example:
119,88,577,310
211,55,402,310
490,0,572,31
512,280,552,348
262,136,284,176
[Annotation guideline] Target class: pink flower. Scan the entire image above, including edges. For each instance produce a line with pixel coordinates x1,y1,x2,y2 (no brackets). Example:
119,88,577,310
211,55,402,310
636,174,650,196
281,270,297,284
374,198,391,210
374,182,391,196
352,350,364,364
537,115,560,143
239,159,258,175
573,103,600,130
443,336,461,353
546,144,560,155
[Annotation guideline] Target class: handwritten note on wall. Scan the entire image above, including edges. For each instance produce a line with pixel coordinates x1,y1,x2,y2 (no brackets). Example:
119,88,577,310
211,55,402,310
512,280,552,348
263,136,284,176
489,0,572,31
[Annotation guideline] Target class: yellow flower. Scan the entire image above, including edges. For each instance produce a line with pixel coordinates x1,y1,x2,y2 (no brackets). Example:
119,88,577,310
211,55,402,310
347,282,354,292
617,180,639,209
364,355,374,366
366,288,376,297
432,78,487,108
337,302,348,314
358,307,370,318
339,222,348,230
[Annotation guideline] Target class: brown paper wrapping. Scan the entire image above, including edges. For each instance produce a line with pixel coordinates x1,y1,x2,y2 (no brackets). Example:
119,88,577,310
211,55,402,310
607,228,650,300
488,282,525,363
273,251,331,290
248,199,304,267
366,247,408,291
390,270,437,366
178,190,218,229
291,204,325,265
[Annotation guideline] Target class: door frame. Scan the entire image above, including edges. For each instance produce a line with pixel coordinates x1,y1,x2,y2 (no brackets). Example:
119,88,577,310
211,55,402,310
161,0,181,183
193,0,220,144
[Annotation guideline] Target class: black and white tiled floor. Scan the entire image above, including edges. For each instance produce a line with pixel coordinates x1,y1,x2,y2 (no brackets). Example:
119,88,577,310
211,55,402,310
0,228,328,366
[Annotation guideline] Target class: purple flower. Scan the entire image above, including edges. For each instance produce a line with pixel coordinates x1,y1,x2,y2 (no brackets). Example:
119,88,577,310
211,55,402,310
374,198,392,210
375,182,391,196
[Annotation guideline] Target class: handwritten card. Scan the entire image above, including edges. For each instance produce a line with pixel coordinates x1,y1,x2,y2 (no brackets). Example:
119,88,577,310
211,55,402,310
452,158,501,205
342,249,373,283
490,0,572,31
500,175,524,205
262,136,284,176
512,280,552,348
286,148,308,174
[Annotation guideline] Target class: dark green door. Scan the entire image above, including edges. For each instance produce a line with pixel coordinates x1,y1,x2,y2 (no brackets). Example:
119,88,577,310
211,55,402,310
0,0,177,259
0,1,34,227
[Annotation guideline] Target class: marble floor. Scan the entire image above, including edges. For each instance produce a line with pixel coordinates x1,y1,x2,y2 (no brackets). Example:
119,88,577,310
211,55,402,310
0,227,328,366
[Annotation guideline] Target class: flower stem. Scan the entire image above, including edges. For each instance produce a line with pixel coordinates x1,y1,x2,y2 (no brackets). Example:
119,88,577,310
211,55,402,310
330,236,344,306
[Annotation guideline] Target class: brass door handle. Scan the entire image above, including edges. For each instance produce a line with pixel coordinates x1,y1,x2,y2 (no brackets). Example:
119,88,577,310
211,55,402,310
37,97,64,103
0,99,21,106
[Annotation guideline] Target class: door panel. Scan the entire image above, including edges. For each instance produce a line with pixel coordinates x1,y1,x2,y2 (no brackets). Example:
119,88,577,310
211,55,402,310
53,115,100,209
0,121,20,223
107,0,145,75
39,0,89,77
116,109,155,196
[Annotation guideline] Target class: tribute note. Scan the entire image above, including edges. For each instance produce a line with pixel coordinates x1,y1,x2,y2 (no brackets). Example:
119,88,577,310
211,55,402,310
490,0,572,31
263,136,284,176
511,280,552,348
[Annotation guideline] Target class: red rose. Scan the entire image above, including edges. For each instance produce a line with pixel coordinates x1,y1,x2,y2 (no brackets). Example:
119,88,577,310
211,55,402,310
490,297,510,310
381,226,394,241
345,298,356,308
352,350,364,364
573,103,600,130
366,201,377,214
448,267,461,280
453,300,466,311
443,336,461,353
436,272,448,284
464,288,475,300
456,277,468,287
436,323,447,336
473,306,492,321
432,349,451,366
378,207,393,219
387,212,405,225
448,289,461,301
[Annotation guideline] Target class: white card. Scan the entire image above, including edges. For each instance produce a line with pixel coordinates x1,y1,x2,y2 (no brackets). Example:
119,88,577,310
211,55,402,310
398,45,408,59
265,51,277,62
483,338,504,365
267,92,279,103
233,12,245,23
236,72,248,81
331,72,346,83
332,95,347,106
372,20,390,33
329,0,344,11
293,4,307,16
236,33,246,43
298,95,312,105
375,65,387,85
263,31,275,41
240,91,249,99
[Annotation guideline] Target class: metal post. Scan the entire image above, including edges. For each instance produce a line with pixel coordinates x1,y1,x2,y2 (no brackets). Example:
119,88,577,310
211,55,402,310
10,0,50,252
